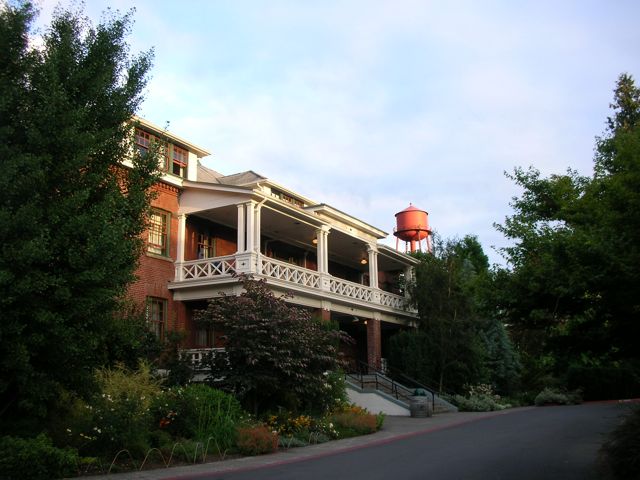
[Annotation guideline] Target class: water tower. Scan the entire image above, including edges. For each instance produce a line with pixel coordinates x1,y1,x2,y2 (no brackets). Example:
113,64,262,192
393,204,432,253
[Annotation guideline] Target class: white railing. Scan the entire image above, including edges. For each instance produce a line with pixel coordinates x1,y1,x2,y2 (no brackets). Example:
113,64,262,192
181,347,224,367
329,277,374,302
180,255,236,280
174,254,410,313
379,291,405,309
260,256,321,289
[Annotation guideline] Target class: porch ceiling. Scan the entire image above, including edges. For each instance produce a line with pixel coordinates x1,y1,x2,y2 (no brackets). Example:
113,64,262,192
190,205,411,273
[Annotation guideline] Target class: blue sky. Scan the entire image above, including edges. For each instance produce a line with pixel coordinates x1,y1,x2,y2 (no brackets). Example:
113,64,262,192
35,0,640,265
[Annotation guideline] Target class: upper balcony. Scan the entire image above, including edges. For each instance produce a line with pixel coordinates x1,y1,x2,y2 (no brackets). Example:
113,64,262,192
171,252,413,317
167,186,419,321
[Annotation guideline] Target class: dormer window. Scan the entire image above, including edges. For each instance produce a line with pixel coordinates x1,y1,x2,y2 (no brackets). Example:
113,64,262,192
135,129,151,154
172,145,188,178
135,128,189,179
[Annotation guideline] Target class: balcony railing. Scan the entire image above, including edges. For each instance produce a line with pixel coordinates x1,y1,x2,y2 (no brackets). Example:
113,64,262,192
329,277,373,302
173,253,410,313
380,291,405,309
260,256,321,288
179,255,236,280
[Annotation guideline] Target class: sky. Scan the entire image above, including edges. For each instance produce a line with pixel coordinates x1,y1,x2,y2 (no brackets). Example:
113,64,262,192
33,0,640,265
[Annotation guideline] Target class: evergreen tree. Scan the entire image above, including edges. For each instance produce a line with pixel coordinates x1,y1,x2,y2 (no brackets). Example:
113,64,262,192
0,1,158,431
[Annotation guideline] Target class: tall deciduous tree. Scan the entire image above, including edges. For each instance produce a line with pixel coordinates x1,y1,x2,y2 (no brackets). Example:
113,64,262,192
390,235,521,395
0,1,158,431
398,236,488,393
495,74,640,391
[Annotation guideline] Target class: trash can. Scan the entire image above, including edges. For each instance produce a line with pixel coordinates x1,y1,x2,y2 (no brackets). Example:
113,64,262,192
409,390,433,418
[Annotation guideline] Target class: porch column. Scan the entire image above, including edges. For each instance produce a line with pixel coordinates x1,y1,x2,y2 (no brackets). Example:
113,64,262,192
253,202,262,253
175,213,187,281
245,201,256,252
367,245,378,289
366,317,382,370
236,204,245,252
316,225,330,274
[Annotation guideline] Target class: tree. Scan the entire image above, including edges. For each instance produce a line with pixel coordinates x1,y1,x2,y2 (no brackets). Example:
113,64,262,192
390,235,520,395
194,276,348,415
0,1,158,432
398,236,489,393
494,74,640,393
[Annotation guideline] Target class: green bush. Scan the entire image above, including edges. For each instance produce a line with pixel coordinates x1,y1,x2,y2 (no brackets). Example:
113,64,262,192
600,405,640,480
0,434,80,480
534,387,582,406
153,384,245,451
87,362,162,457
302,370,348,414
453,384,511,411
235,425,278,456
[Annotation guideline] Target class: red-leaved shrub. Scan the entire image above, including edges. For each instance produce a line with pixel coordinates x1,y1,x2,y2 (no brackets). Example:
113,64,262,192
236,425,278,456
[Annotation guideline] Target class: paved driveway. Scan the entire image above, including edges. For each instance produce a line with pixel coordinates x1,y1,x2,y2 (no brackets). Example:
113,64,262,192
109,402,632,480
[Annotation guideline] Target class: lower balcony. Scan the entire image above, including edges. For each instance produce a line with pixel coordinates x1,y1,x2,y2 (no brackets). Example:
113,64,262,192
170,253,414,317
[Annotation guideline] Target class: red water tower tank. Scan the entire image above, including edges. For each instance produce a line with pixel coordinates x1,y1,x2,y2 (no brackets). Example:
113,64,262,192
394,204,432,253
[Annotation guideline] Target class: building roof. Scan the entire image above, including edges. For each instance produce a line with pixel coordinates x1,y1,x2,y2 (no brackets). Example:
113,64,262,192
197,163,224,183
218,170,267,186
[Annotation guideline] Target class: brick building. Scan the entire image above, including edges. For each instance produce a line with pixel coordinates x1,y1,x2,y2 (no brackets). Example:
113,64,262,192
129,117,419,370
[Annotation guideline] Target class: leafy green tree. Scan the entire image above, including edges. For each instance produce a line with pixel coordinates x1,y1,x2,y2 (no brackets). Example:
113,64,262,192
194,276,348,415
390,235,520,395
494,74,640,394
398,236,489,393
0,2,158,432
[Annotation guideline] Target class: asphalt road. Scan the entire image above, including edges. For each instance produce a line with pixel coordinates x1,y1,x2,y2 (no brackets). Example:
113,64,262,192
201,402,627,480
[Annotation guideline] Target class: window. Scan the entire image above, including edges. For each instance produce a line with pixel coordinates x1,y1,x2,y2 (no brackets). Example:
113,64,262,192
135,128,188,178
148,210,170,256
197,233,216,259
147,297,166,340
196,327,214,347
172,145,188,177
135,129,151,154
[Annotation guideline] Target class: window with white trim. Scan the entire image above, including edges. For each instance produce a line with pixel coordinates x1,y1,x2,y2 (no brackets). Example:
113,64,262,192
148,209,170,256
147,297,166,340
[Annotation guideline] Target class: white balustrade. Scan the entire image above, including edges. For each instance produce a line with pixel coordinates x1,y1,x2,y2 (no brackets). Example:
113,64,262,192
181,348,225,368
260,256,321,288
379,291,405,309
175,254,410,313
329,277,374,302
180,255,236,280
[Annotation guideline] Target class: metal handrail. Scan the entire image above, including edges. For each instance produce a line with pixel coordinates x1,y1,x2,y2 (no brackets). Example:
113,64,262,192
346,360,436,412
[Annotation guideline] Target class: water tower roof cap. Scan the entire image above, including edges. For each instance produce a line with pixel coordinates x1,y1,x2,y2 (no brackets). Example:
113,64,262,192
395,204,427,217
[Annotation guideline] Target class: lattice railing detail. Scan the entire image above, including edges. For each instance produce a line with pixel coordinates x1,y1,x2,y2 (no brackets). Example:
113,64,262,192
180,256,236,280
379,291,405,309
329,278,374,302
260,257,321,288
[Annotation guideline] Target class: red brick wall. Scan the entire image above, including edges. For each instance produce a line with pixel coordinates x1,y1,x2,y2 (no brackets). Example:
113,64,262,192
128,182,186,337
366,318,381,369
